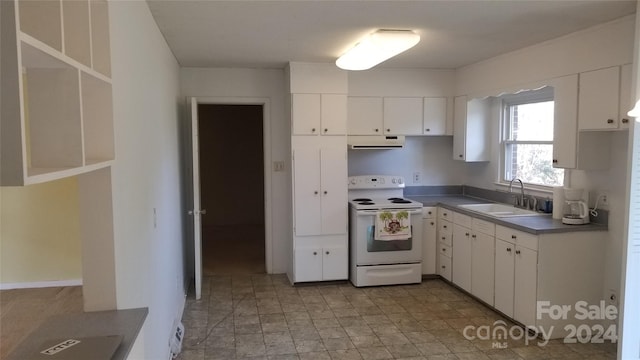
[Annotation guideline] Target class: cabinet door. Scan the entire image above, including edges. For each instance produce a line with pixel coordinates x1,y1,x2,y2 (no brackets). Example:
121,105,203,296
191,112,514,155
494,239,515,317
322,245,348,280
292,93,321,135
578,67,620,130
422,218,437,275
514,246,538,327
471,232,495,305
295,247,323,282
320,146,347,235
452,96,467,160
347,97,383,135
552,74,578,169
383,97,423,135
423,97,447,135
452,224,471,292
293,147,321,235
321,94,347,135
620,64,632,129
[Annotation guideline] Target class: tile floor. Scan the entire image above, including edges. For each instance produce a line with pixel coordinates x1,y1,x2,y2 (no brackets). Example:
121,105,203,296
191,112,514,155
176,275,617,360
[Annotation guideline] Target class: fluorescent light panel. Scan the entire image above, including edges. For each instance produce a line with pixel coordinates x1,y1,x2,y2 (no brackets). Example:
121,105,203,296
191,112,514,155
336,30,420,71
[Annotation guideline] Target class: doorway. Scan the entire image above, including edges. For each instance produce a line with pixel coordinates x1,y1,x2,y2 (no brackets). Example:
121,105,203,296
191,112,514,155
197,104,265,275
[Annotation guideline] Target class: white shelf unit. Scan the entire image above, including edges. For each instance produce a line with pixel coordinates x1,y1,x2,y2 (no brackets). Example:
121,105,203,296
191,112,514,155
1,0,114,186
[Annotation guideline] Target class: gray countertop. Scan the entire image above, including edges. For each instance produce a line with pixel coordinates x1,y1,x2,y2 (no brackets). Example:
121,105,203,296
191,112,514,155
8,308,148,360
407,195,607,235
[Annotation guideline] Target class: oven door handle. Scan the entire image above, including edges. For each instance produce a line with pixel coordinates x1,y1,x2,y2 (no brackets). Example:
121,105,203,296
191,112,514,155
356,209,423,216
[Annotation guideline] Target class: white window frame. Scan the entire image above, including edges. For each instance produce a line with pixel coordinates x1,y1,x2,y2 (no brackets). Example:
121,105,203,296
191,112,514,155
499,87,562,190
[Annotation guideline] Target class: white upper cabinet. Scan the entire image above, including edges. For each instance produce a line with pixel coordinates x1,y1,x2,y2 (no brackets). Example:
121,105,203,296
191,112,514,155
578,66,620,130
453,96,490,162
348,96,449,136
347,97,383,135
423,97,447,135
383,97,423,135
619,63,632,129
292,93,347,135
1,0,114,186
577,64,632,131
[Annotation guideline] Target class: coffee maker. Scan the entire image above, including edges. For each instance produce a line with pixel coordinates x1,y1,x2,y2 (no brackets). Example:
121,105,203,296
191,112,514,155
562,188,590,225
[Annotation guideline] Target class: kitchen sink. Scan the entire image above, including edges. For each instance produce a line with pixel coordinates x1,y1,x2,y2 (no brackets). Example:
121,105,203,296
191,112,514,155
457,203,546,218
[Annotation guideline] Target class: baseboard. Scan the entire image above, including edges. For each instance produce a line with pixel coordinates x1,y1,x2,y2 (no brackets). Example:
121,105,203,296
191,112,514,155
0,279,83,290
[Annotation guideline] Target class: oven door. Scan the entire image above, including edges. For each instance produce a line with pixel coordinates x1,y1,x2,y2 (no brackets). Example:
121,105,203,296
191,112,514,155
352,208,422,265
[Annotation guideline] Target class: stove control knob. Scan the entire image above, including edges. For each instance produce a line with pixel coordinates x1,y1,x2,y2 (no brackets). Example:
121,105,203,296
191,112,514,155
392,178,396,184
398,178,403,185
350,178,356,185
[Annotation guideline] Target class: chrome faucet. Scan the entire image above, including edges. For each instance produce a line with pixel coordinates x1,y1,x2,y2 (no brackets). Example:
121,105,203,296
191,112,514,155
509,178,526,208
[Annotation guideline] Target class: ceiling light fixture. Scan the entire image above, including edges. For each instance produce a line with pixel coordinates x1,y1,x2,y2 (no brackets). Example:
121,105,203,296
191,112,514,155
336,29,420,71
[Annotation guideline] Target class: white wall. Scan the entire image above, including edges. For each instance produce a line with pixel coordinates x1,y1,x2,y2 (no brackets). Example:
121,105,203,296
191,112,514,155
348,137,466,185
180,68,290,274
109,2,184,359
455,15,635,309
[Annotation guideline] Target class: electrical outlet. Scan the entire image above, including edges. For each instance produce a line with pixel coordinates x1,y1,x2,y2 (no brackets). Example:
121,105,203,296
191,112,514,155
273,161,285,172
413,172,421,184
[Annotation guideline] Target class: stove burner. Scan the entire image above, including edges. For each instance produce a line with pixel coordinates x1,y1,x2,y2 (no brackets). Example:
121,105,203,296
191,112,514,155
352,198,372,202
388,197,404,201
358,201,375,205
391,199,412,204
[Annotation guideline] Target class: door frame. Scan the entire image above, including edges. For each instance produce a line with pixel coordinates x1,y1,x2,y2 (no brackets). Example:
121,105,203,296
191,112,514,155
187,96,273,282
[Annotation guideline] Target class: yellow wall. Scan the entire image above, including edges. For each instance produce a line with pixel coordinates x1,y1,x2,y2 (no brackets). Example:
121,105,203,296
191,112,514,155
0,177,82,284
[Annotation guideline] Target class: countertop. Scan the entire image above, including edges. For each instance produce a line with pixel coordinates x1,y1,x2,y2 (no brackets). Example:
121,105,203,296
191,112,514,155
406,195,607,235
7,308,148,360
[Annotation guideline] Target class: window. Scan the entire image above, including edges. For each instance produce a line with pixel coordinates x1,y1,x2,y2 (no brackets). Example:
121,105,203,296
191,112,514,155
501,88,564,188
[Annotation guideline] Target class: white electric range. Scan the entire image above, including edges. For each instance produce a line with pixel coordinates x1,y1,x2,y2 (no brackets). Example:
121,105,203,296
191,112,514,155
348,175,423,287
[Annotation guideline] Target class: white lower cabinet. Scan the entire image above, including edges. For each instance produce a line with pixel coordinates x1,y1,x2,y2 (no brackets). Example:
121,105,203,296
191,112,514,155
294,244,347,282
422,207,437,275
471,218,495,306
452,222,472,292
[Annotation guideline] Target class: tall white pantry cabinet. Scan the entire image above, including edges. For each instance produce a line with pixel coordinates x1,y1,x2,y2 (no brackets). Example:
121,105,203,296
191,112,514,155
1,0,114,186
287,63,349,283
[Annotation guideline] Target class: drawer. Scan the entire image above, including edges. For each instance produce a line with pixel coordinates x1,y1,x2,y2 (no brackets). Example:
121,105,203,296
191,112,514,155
439,230,452,246
439,219,453,235
423,207,436,219
438,254,452,281
496,225,538,251
472,218,495,236
438,243,452,258
453,211,472,228
438,207,452,221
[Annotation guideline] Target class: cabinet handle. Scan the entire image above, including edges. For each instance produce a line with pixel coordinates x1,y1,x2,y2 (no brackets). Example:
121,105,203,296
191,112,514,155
511,235,516,239
430,222,434,225
506,248,512,252
311,128,316,132
375,128,379,132
441,237,446,240
442,248,446,251
443,213,447,217
441,265,446,269
313,251,317,255
323,191,328,195
324,128,328,133
425,128,430,132
443,225,447,229
458,154,463,158
314,191,318,195
428,211,432,215
607,119,614,124
622,118,629,124
552,159,558,163
325,251,330,255
515,250,521,255
465,232,469,236
472,234,476,238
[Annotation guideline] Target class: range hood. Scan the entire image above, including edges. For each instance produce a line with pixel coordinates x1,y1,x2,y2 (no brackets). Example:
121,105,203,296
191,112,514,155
347,135,405,149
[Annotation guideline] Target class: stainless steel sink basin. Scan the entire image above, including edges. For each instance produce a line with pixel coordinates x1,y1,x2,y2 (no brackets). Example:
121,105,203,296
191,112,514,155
458,203,545,218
